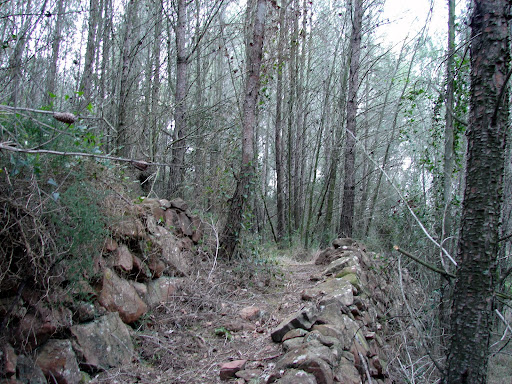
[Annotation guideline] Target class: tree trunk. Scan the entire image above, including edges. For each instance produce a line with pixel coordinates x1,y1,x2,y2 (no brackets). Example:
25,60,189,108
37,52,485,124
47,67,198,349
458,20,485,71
275,1,287,245
446,0,510,382
339,0,363,238
169,0,188,196
219,0,266,259
78,0,99,113
45,0,65,106
116,0,137,157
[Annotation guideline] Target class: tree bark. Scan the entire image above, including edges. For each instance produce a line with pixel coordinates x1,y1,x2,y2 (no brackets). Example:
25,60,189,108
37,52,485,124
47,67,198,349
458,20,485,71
446,1,510,382
339,0,363,238
45,0,65,106
116,0,138,157
275,1,287,245
78,0,100,113
219,0,266,259
169,0,188,196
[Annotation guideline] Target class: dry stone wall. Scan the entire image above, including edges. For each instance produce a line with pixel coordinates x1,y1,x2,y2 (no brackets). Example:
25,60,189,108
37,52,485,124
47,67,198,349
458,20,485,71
0,198,203,384
265,239,393,384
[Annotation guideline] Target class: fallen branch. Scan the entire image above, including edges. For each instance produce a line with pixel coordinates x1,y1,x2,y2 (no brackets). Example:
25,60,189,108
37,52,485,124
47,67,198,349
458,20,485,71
393,245,455,279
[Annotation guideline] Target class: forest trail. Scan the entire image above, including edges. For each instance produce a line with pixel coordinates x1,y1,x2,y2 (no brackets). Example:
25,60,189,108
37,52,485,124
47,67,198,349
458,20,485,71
91,254,329,384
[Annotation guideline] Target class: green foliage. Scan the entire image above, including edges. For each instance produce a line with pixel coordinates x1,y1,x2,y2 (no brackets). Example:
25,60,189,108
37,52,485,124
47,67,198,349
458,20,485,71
0,109,107,292
214,326,233,341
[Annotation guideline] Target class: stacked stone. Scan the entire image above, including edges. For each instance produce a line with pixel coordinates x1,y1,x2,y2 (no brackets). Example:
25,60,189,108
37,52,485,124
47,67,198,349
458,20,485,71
266,239,391,384
0,198,203,384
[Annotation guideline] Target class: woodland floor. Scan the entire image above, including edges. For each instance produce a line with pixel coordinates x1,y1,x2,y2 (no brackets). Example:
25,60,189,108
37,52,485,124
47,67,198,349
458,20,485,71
89,252,323,384
85,248,512,384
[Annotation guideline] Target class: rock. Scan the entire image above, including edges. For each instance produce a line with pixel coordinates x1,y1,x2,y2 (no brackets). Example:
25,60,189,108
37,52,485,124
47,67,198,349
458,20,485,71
16,313,56,351
219,359,246,380
240,306,262,321
332,238,356,248
275,369,317,384
1,343,16,377
131,255,151,279
130,281,148,297
271,306,318,342
338,273,361,291
170,198,188,212
111,218,146,239
159,199,171,209
103,238,118,252
277,347,333,384
302,278,353,306
146,277,181,307
151,206,166,223
282,337,305,352
147,256,166,278
36,339,81,384
113,245,134,272
315,248,343,265
74,302,96,323
190,216,203,243
334,356,361,384
282,328,309,342
235,369,261,381
16,355,46,384
164,209,181,234
323,255,359,276
71,312,134,371
178,211,194,237
152,227,190,276
98,268,148,323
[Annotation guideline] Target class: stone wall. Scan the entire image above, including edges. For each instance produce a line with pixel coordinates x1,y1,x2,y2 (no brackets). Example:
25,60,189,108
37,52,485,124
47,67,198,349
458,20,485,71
0,197,203,384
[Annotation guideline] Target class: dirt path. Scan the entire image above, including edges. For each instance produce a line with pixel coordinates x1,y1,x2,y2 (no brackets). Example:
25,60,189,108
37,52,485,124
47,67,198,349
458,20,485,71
91,256,324,384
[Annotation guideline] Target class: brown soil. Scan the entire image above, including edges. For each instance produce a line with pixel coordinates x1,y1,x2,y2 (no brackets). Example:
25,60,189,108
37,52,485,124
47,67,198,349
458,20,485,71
90,254,324,384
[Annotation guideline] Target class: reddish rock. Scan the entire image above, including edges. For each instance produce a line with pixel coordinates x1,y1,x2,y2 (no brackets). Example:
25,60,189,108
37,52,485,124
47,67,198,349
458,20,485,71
132,255,151,279
103,237,118,252
1,343,17,377
99,268,148,323
190,216,203,243
240,306,262,321
170,198,188,212
152,206,166,223
178,212,194,237
114,245,134,272
164,209,181,235
220,359,246,380
36,339,81,384
147,256,166,278
16,313,56,351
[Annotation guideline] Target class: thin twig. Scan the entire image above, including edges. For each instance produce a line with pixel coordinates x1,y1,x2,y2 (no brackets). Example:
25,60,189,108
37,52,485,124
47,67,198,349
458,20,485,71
0,142,168,167
346,129,456,266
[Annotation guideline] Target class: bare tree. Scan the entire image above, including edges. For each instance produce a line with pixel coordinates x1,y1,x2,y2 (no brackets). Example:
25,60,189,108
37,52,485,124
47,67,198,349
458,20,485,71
219,0,267,259
339,0,363,238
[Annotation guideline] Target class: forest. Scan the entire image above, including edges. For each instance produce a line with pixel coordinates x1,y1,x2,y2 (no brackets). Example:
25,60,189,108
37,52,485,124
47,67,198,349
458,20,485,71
0,0,511,383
